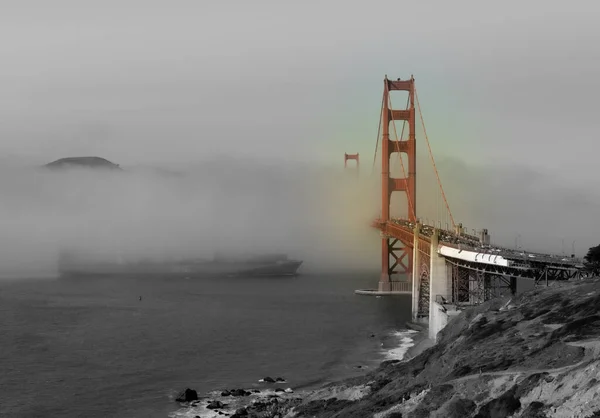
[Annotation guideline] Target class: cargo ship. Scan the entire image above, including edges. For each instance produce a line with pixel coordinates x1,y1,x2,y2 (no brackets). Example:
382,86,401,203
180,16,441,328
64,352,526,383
58,251,303,279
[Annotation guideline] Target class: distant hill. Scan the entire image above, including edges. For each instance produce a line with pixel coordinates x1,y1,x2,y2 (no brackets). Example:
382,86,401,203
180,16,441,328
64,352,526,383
41,157,190,178
44,156,122,170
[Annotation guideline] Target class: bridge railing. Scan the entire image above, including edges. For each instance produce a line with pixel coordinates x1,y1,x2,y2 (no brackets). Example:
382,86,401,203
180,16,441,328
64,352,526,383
389,281,412,293
388,218,482,248
377,217,586,269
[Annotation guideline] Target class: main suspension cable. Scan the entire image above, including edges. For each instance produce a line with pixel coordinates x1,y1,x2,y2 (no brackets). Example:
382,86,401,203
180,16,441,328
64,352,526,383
415,85,456,230
371,92,385,175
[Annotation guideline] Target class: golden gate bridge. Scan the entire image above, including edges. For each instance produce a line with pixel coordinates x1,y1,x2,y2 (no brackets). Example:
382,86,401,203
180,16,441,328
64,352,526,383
346,75,589,336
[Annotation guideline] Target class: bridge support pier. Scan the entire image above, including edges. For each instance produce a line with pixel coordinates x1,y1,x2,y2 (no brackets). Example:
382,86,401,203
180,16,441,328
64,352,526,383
411,223,420,321
378,238,412,292
429,229,453,340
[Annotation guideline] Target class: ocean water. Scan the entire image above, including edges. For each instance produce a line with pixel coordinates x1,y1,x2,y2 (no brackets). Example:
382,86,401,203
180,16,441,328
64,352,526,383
0,271,413,418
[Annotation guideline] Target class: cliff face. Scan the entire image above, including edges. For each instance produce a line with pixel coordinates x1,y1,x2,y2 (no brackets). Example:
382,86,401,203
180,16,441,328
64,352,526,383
277,278,600,418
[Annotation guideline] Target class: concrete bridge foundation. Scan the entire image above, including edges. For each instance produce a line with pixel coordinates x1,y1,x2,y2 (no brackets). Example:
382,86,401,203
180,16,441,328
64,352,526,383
411,223,421,321
427,229,453,339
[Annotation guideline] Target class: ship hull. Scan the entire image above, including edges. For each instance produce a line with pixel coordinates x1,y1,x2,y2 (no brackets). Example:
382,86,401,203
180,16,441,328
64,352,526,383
58,259,303,279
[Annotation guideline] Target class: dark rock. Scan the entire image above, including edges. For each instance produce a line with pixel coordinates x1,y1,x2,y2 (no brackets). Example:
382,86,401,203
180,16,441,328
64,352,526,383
387,413,403,418
275,388,284,392
553,314,600,341
515,373,549,398
207,400,226,409
252,400,268,410
369,378,392,391
275,377,286,382
443,398,477,418
235,407,249,416
446,364,473,380
521,401,548,418
221,390,231,396
263,376,276,383
175,388,198,402
380,359,401,367
230,389,251,397
474,386,521,418
252,389,261,393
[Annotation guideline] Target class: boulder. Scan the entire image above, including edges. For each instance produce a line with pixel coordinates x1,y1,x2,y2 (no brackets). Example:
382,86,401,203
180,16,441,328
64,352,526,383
175,388,198,402
207,400,226,409
230,388,251,396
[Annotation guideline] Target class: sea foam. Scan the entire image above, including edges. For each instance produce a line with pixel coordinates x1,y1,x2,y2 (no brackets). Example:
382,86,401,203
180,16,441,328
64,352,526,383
383,329,418,361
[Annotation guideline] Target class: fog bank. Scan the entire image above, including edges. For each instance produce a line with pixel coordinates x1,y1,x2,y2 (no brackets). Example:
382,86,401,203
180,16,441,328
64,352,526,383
0,158,379,278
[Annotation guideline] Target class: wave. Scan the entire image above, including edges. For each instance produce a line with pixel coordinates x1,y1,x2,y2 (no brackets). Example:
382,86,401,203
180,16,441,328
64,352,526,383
382,329,418,361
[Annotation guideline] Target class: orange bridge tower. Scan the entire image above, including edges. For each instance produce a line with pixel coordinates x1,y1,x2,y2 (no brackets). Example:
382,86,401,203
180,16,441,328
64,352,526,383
344,153,359,176
379,76,416,291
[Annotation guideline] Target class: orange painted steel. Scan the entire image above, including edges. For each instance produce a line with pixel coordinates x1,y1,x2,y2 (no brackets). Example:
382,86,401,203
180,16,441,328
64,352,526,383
378,76,417,290
344,153,359,168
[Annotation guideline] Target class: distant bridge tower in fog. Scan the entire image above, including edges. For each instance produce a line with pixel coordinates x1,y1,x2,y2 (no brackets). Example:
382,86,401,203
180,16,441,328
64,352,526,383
344,153,359,176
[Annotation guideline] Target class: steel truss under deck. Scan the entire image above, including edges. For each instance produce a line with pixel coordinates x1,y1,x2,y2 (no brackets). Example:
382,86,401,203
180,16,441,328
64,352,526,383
446,257,592,307
414,238,430,318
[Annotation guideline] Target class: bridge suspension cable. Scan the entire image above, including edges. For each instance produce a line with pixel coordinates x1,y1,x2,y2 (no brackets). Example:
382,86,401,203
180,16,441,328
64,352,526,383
371,93,385,176
414,85,457,230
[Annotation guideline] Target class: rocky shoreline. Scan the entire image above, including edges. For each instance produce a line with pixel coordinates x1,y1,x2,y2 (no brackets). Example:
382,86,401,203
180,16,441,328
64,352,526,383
169,325,435,417
173,277,600,417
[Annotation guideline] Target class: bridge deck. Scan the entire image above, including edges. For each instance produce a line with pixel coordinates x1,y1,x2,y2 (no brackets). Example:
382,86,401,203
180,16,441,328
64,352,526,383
374,218,585,271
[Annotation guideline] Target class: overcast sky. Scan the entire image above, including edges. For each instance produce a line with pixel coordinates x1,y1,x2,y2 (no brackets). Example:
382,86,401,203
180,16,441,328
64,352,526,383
0,1,599,256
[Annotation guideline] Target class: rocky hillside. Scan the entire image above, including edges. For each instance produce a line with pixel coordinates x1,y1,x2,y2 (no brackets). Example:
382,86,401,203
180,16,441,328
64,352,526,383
264,278,600,417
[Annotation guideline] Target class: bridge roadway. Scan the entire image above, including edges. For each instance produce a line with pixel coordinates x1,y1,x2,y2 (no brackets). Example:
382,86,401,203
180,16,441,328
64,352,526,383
375,217,586,281
369,217,592,340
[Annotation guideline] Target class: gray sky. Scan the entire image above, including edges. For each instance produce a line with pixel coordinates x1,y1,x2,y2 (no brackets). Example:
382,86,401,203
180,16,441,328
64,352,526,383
0,1,599,258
